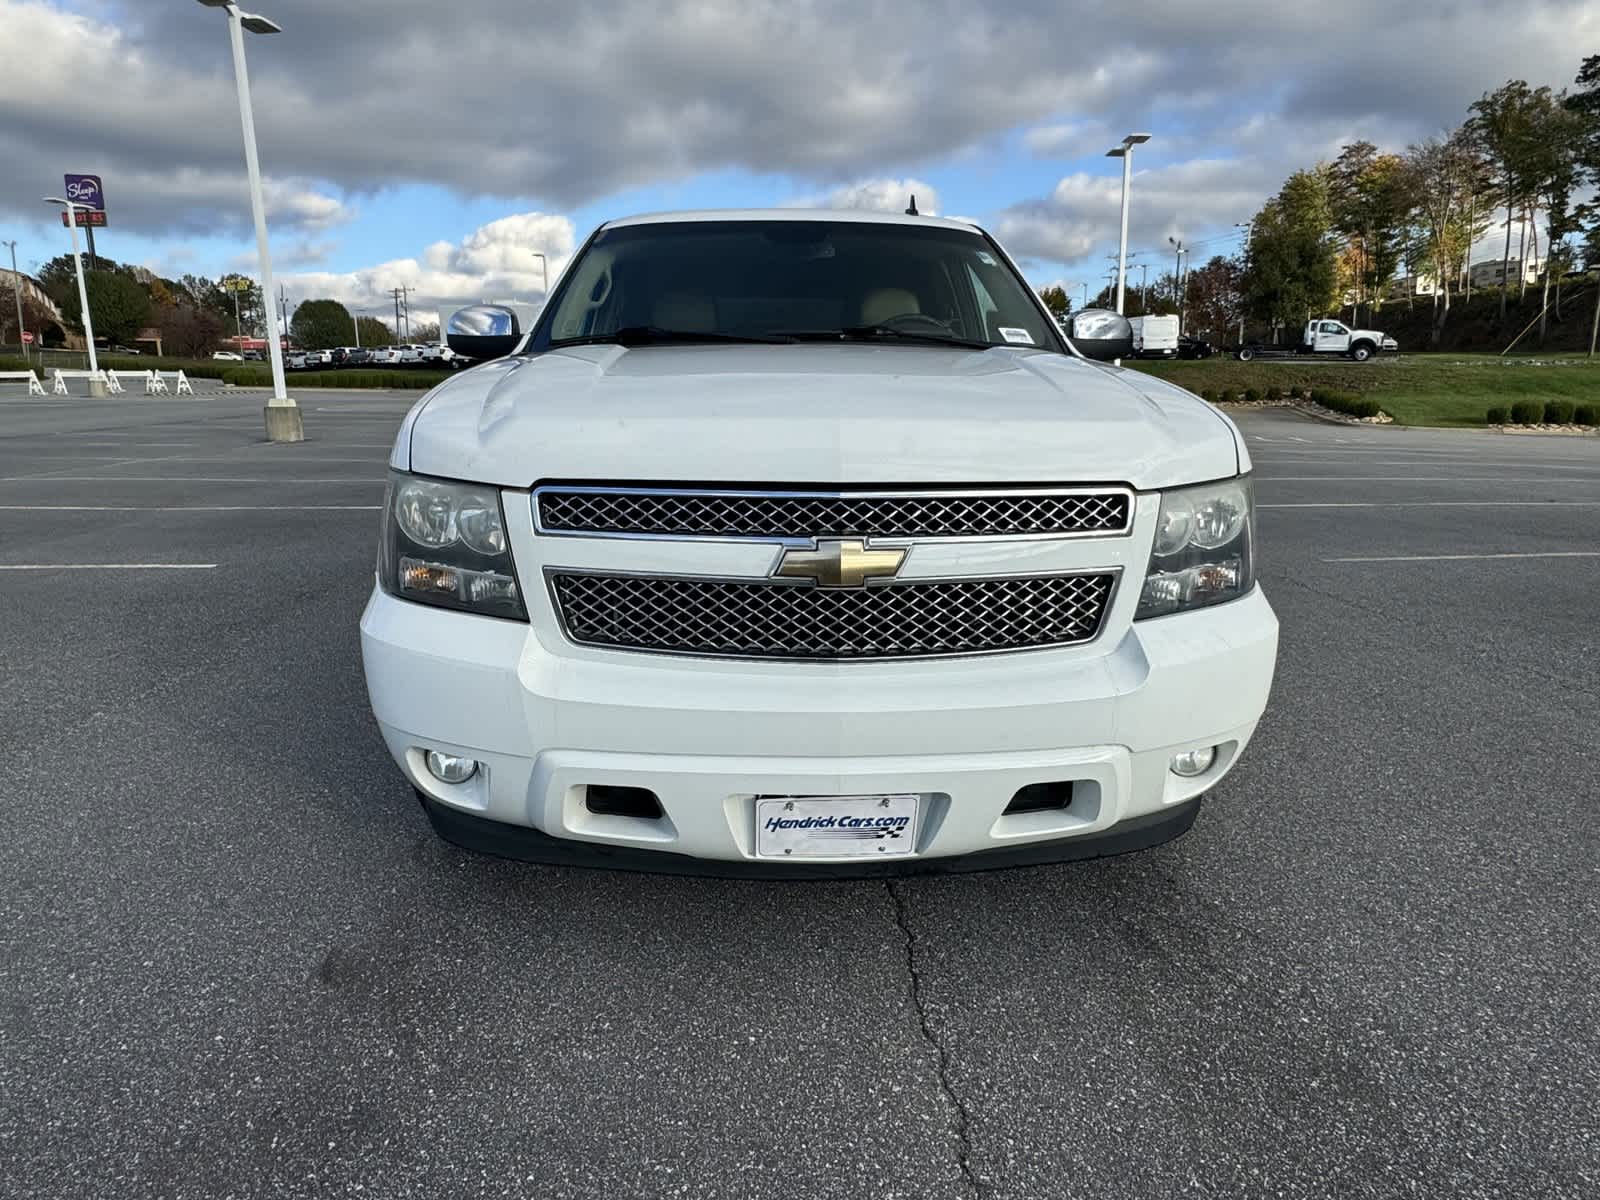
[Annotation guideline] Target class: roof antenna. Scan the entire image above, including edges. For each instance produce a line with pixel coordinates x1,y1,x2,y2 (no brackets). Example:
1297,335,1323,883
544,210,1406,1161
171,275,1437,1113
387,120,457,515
905,194,919,216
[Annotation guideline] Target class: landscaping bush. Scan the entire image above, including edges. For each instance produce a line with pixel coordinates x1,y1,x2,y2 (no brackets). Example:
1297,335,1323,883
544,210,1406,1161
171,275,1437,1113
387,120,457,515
1485,406,1508,425
1543,400,1576,424
220,367,450,390
1264,385,1283,402
1242,388,1261,403
1312,389,1380,419
1509,399,1542,424
1574,404,1598,426
1197,388,1213,402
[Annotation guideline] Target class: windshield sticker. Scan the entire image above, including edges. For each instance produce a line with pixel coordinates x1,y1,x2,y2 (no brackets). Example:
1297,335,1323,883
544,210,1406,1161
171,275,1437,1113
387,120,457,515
998,327,1035,345
975,251,997,266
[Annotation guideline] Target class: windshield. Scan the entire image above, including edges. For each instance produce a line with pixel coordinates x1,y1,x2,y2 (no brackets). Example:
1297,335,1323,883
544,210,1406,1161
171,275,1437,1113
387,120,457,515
540,219,1061,352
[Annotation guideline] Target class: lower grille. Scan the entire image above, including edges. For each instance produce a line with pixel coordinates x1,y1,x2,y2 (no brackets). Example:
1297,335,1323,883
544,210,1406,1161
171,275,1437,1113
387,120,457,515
550,572,1116,660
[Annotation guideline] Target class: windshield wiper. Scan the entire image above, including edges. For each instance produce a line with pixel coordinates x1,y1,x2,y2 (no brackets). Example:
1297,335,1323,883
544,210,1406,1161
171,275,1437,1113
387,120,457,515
556,326,796,347
777,326,994,351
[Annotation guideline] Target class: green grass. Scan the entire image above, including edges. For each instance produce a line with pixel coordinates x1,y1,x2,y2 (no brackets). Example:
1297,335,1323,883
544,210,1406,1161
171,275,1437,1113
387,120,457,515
1131,356,1600,428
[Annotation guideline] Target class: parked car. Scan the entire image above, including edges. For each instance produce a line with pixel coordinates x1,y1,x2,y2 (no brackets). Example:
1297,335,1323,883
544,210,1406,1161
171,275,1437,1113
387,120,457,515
360,209,1279,874
1129,314,1180,359
285,351,309,370
243,349,264,361
367,346,401,365
1178,335,1214,359
107,344,142,356
344,347,371,366
211,350,243,361
396,345,424,364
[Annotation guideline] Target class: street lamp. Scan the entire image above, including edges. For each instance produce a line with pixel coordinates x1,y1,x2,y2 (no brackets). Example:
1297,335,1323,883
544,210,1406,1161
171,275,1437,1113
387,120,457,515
531,252,549,297
197,0,302,442
1104,132,1151,315
43,197,104,395
2,239,26,363
1168,237,1189,335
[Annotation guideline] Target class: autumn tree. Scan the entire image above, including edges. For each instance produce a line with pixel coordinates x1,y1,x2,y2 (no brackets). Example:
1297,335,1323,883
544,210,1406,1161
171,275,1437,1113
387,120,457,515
1184,256,1245,342
1037,285,1069,321
1329,142,1413,325
1403,134,1482,345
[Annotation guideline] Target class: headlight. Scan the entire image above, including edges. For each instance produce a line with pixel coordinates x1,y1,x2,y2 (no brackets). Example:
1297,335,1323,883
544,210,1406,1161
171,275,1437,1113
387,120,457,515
1135,477,1255,619
379,472,527,620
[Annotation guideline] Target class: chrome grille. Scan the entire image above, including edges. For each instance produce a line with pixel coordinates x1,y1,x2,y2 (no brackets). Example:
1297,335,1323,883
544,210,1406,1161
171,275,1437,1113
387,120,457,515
536,487,1132,540
550,572,1117,660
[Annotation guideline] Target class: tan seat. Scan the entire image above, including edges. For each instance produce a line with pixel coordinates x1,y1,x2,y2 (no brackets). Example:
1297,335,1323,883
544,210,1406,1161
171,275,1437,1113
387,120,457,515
859,288,920,326
653,293,716,332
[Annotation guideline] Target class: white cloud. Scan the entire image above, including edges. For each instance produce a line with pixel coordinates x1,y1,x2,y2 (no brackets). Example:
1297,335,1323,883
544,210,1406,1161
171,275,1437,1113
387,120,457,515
818,178,940,215
281,211,576,324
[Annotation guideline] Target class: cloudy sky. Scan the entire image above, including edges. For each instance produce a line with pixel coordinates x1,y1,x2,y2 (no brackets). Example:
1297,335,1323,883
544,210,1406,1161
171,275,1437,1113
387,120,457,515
3,0,1595,325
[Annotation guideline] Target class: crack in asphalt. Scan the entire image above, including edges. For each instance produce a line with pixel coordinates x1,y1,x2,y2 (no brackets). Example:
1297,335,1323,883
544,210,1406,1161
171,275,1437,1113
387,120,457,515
887,879,984,1200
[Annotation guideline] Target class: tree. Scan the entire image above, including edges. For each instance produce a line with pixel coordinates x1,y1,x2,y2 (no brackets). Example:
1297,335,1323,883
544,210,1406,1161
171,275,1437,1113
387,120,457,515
1328,142,1412,326
154,303,224,358
356,316,394,347
290,298,356,349
408,320,441,343
1184,256,1245,341
57,269,151,343
1037,285,1069,321
1567,55,1600,356
214,274,264,338
1242,169,1339,337
1403,134,1480,346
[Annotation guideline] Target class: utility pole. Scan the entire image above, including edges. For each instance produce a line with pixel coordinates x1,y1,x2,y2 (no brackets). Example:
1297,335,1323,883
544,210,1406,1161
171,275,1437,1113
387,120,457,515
1169,238,1188,334
3,240,26,362
391,285,414,341
1139,264,1149,308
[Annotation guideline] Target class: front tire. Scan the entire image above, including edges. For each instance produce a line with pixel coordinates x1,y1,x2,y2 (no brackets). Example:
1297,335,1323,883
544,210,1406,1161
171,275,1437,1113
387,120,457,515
1236,347,1255,362
1349,342,1374,362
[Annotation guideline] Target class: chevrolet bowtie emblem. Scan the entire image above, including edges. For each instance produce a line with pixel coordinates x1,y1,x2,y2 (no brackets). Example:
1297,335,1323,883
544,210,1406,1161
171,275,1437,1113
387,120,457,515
774,539,908,588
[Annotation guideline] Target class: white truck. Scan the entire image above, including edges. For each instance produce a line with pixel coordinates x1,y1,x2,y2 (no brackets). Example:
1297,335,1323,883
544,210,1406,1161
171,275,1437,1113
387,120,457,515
1129,314,1180,359
1235,319,1398,362
361,209,1279,875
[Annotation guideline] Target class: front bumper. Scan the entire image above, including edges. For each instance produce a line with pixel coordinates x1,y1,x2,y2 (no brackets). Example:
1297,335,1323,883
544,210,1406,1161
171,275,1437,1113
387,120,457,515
360,584,1278,873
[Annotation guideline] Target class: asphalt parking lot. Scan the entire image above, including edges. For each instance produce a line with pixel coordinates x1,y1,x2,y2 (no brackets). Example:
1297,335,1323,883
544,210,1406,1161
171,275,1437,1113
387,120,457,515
1,383,1597,1199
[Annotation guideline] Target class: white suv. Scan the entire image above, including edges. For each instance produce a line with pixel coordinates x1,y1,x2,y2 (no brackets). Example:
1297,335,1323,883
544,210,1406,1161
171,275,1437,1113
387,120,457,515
360,210,1278,874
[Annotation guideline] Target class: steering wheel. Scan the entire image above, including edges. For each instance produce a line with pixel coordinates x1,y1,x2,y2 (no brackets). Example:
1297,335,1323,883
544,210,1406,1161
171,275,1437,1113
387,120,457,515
872,311,955,334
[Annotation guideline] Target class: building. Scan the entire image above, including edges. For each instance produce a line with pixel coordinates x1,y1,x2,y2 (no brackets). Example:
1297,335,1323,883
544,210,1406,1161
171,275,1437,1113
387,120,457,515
1469,258,1545,289
0,266,75,348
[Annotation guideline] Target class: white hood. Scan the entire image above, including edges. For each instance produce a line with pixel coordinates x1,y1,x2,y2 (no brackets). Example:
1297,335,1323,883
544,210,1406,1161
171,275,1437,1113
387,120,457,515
400,344,1242,490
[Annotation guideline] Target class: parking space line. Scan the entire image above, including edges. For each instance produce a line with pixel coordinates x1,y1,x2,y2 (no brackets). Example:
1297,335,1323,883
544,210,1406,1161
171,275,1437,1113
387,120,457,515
0,475,382,483
1262,501,1600,508
1324,551,1600,563
0,563,219,570
0,505,381,511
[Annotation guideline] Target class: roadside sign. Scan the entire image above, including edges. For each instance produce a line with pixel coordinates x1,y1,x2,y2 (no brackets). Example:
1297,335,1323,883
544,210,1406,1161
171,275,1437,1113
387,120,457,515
61,209,107,228
64,174,105,211
21,332,35,344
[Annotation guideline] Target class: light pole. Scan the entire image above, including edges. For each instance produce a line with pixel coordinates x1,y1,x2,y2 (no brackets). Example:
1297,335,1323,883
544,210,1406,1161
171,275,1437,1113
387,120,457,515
3,239,26,363
1234,221,1252,343
531,252,549,297
1169,237,1188,335
43,198,103,394
198,0,302,442
1104,133,1151,314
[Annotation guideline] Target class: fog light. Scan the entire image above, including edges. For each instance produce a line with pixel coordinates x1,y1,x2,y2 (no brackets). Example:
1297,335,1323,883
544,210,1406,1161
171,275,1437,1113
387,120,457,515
1170,746,1216,778
425,750,478,784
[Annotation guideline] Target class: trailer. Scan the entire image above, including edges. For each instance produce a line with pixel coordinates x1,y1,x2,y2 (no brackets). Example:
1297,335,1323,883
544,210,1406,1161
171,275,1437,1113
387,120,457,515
1234,319,1398,362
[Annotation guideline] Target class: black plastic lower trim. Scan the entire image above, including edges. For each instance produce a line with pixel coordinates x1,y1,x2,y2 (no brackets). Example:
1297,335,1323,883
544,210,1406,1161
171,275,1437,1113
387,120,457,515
414,789,1202,879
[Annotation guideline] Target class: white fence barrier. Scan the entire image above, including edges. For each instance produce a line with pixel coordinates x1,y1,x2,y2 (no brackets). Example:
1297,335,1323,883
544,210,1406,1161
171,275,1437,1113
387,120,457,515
53,368,114,395
51,368,193,397
0,370,46,396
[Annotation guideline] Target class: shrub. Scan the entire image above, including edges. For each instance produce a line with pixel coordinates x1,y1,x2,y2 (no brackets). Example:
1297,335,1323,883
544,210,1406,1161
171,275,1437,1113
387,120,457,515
1242,388,1261,403
1543,400,1576,424
1264,385,1283,402
1509,400,1542,424
1574,404,1598,426
1485,406,1508,425
1196,388,1213,402
1311,389,1379,419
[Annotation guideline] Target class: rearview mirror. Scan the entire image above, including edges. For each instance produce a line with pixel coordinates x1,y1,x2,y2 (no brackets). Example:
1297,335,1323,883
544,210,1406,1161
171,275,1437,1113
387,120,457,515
446,305,522,361
1067,308,1134,362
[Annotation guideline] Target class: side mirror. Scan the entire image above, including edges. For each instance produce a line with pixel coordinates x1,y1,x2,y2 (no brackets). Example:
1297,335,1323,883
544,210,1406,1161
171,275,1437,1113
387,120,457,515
446,305,522,361
1067,308,1134,362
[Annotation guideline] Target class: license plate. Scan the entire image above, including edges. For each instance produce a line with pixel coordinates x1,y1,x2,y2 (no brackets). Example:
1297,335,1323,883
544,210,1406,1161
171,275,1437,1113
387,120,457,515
755,794,920,859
